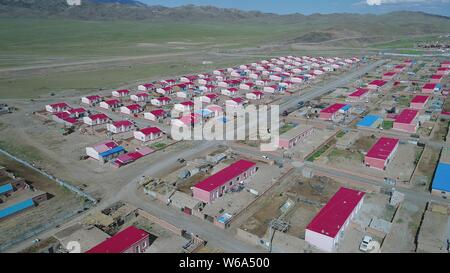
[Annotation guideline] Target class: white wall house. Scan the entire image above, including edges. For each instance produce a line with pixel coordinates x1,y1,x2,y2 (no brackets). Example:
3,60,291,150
134,127,163,142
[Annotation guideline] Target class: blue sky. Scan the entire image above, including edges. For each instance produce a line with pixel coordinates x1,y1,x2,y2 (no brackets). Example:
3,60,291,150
141,0,450,16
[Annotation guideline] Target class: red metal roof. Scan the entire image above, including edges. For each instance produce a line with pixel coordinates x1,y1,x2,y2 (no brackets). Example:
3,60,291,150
366,137,399,160
112,120,133,127
124,104,141,111
135,92,149,97
181,101,194,106
368,80,387,87
383,71,396,76
150,109,166,116
115,89,130,94
395,108,418,124
193,160,256,192
139,127,161,136
348,88,369,98
85,95,102,100
86,226,148,253
411,95,429,104
320,103,347,114
89,113,109,120
423,83,436,89
205,93,218,99
142,83,154,88
157,97,171,101
231,97,244,104
306,187,365,238
431,75,443,79
104,99,120,105
67,107,86,114
49,102,69,108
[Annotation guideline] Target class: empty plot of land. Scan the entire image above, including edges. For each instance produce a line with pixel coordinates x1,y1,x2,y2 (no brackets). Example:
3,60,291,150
0,154,85,251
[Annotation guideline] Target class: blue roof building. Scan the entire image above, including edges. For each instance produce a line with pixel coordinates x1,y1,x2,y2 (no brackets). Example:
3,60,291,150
357,115,383,128
0,199,35,219
0,183,13,195
431,162,450,194
99,146,125,159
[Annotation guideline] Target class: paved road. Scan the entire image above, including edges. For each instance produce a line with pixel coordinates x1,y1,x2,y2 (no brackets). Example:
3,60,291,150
279,60,387,113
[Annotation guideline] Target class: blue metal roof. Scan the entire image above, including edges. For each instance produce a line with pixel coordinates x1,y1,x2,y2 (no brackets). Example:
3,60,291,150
340,105,351,112
99,146,125,158
0,198,34,219
0,183,13,195
432,163,450,192
195,109,212,117
357,115,382,127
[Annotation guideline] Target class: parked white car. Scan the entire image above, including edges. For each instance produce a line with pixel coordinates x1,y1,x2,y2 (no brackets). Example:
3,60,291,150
359,235,373,252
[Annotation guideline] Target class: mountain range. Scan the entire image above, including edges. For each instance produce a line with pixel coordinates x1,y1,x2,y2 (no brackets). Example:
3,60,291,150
0,0,449,40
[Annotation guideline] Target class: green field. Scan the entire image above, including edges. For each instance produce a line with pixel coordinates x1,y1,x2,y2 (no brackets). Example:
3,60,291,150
0,18,295,59
0,56,262,99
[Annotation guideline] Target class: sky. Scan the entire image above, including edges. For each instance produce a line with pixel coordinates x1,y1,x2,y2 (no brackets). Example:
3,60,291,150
141,0,450,16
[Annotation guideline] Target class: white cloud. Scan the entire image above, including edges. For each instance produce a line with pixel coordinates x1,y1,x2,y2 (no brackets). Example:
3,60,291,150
366,0,446,5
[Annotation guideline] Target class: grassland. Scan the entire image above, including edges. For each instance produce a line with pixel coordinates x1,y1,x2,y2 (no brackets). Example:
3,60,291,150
0,18,295,60
0,56,261,99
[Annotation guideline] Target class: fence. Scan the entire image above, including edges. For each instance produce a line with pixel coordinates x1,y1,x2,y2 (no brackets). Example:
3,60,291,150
0,148,97,204
137,209,185,236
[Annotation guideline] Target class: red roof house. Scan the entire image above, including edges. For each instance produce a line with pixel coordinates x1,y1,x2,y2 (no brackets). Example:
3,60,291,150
144,109,167,121
382,71,397,81
364,137,399,170
367,80,387,90
151,96,171,107
305,187,365,252
83,113,110,126
81,95,102,105
319,103,348,121
347,88,369,102
422,83,437,93
120,104,141,115
45,102,71,113
107,120,134,134
130,93,150,102
430,75,443,84
393,108,419,133
134,127,163,142
112,89,130,98
192,160,257,203
410,95,429,109
436,67,449,76
99,99,120,110
86,226,150,253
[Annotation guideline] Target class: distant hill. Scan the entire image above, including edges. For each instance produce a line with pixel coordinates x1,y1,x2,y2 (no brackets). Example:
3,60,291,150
90,0,146,6
0,1,449,39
